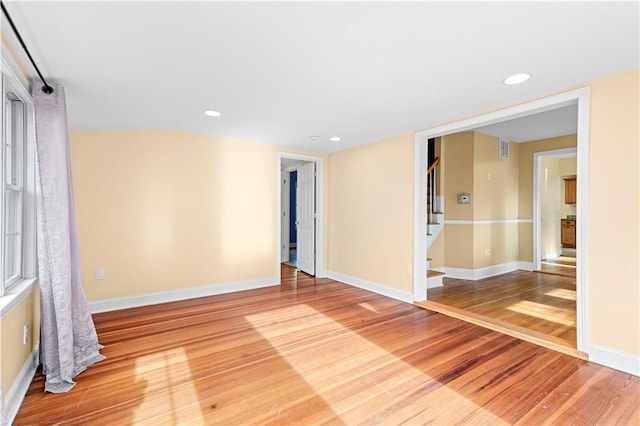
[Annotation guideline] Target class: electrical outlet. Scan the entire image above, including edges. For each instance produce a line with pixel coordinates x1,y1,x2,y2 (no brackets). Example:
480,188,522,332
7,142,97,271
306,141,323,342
23,323,30,344
95,268,105,280
485,248,491,256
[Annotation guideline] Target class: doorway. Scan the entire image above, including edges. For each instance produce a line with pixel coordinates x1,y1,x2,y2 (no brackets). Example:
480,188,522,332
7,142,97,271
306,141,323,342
413,87,590,353
277,153,325,279
533,148,577,278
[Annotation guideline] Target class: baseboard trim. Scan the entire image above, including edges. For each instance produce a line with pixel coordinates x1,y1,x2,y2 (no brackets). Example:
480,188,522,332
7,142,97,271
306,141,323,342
3,343,39,425
542,250,563,260
588,344,640,376
327,271,413,304
517,261,534,271
445,261,521,281
89,277,279,314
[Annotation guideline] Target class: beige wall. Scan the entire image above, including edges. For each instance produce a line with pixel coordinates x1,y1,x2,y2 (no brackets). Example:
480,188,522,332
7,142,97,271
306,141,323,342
517,134,577,219
443,225,474,269
473,132,519,221
438,131,520,269
1,287,40,397
540,157,562,256
587,68,639,355
328,133,414,293
473,223,519,268
70,130,327,301
441,132,474,220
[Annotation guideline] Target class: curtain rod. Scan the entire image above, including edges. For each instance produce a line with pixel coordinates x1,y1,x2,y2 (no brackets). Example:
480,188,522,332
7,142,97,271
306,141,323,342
1,1,53,94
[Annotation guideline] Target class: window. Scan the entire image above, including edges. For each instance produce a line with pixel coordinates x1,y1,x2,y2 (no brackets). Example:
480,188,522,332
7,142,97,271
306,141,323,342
4,90,25,290
1,71,36,298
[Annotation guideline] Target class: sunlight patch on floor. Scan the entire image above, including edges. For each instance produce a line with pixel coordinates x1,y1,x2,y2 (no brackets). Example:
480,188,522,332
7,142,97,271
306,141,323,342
244,304,499,423
133,347,205,424
506,300,575,326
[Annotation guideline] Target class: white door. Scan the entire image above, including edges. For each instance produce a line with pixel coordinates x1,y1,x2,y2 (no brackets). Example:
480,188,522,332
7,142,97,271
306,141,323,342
296,162,315,275
280,171,290,263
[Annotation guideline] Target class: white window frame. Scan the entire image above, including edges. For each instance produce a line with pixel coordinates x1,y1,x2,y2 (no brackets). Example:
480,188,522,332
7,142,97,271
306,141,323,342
1,58,37,308
4,85,26,289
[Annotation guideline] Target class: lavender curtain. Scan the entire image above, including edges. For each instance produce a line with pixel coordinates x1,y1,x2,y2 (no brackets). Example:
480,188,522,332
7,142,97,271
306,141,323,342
33,84,105,393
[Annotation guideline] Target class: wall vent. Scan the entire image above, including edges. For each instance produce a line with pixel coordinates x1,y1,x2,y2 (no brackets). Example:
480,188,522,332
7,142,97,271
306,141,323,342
499,138,510,159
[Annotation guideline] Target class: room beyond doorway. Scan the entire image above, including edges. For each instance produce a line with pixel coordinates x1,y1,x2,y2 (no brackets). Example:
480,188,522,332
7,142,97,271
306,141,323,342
413,87,590,354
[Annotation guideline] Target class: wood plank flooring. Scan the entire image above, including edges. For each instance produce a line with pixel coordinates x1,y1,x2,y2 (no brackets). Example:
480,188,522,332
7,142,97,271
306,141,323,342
14,265,639,425
425,271,577,350
540,254,577,278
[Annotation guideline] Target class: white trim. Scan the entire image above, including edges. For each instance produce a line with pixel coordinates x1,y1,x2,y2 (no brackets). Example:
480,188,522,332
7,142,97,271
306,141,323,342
280,171,290,263
575,88,590,353
445,261,520,281
3,343,39,426
444,219,532,225
0,277,37,319
413,137,428,301
541,250,563,260
276,152,326,278
415,87,590,353
517,261,534,271
88,277,278,314
588,344,640,377
327,271,413,304
0,58,33,102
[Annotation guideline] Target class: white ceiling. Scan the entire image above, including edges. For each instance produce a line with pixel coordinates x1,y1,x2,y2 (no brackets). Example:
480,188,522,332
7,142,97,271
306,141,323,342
475,104,578,143
2,1,638,153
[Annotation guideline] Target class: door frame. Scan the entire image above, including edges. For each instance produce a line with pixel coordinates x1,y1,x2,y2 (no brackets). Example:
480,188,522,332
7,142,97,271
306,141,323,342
413,87,590,353
533,147,577,271
280,170,291,263
276,152,325,278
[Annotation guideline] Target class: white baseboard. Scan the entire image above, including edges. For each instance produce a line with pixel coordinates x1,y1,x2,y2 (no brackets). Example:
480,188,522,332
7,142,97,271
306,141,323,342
445,261,520,281
327,271,413,304
542,250,563,259
3,344,39,425
517,261,535,271
588,344,640,376
89,277,279,314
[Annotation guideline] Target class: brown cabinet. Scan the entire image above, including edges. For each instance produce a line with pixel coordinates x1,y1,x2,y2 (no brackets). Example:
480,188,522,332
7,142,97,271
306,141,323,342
561,219,576,248
564,176,577,204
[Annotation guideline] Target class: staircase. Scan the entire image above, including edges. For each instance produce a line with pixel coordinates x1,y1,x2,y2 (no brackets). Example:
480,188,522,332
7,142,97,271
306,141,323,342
427,156,445,288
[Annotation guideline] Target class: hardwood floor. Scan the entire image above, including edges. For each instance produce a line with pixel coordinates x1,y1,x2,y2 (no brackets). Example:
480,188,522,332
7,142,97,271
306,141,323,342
424,271,577,352
14,265,639,425
540,254,577,278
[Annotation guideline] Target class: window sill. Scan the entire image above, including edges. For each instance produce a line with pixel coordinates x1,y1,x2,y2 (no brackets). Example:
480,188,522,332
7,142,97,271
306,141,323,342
0,278,38,319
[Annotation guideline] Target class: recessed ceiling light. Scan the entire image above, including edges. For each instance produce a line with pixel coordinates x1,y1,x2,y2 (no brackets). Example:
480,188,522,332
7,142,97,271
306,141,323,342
204,110,221,117
310,136,319,142
503,73,531,85
329,136,341,142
